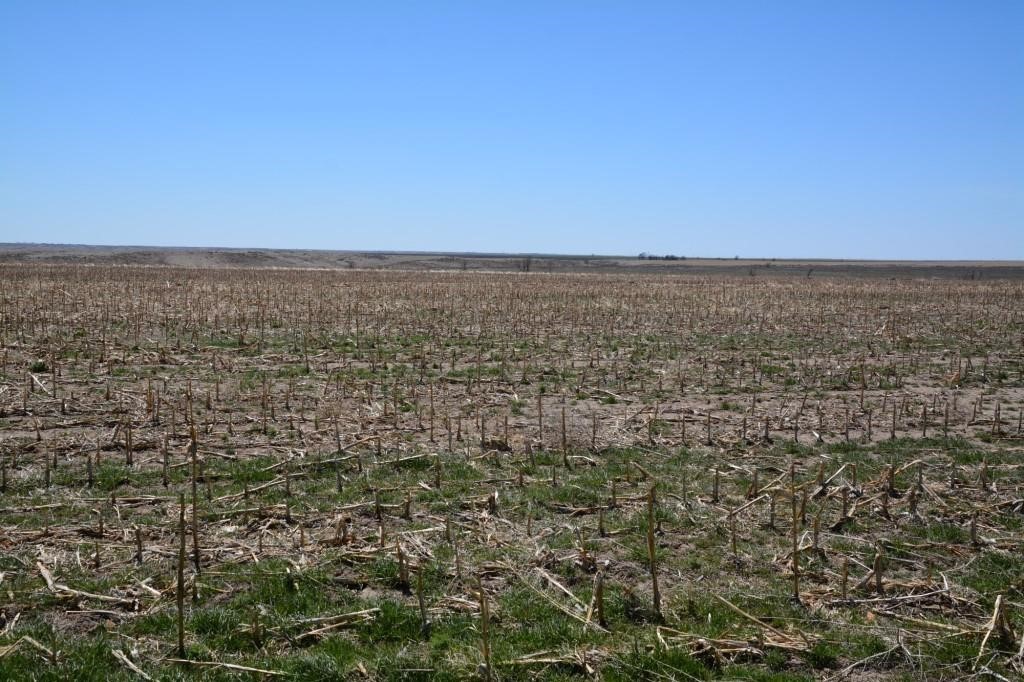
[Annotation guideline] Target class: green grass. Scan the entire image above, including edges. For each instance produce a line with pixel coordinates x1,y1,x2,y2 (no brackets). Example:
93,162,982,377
2,393,1021,679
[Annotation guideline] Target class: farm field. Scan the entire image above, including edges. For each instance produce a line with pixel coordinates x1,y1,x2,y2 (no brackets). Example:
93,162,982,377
1,263,1023,681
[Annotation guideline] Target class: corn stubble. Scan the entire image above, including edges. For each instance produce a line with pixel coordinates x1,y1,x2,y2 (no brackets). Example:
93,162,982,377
0,264,1022,679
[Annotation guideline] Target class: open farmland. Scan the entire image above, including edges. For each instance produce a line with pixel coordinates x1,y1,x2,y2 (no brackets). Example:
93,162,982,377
1,263,1023,680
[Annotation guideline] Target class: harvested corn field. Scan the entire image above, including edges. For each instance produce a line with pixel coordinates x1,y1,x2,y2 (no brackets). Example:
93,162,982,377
1,263,1023,680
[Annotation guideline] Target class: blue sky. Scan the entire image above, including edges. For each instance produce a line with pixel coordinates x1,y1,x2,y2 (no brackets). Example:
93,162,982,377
1,2,1021,259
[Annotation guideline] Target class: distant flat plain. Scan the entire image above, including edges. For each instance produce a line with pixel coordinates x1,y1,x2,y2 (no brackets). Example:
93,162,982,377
2,242,1022,279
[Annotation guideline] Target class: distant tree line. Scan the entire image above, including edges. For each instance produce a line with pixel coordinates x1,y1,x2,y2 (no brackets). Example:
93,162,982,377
637,253,685,261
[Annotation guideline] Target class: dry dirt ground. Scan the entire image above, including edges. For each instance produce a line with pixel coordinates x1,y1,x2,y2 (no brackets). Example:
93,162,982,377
0,261,1022,680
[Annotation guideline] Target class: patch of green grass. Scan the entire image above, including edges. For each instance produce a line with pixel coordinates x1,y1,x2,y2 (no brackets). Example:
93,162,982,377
0,632,130,682
357,599,422,644
188,606,254,654
239,369,263,391
960,551,1024,601
801,641,839,669
95,462,130,491
876,436,972,455
604,646,711,681
276,363,310,378
226,561,343,619
911,521,969,544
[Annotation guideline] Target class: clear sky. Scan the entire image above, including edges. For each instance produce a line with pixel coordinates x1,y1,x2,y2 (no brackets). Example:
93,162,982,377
1,2,1021,259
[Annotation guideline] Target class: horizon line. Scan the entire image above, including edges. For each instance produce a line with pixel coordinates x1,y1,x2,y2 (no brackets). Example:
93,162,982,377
3,242,1023,265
